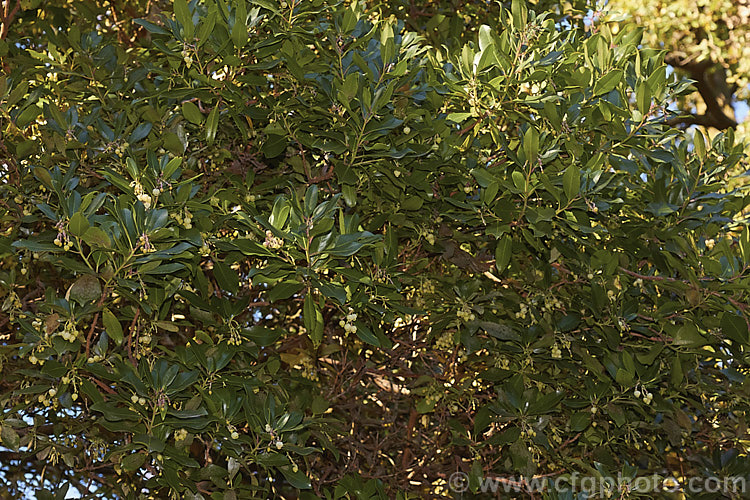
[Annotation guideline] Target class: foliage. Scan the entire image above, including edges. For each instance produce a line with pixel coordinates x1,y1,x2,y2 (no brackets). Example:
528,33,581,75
1,0,750,498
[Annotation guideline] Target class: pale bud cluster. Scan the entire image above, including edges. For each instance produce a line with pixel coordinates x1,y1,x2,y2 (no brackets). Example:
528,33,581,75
138,233,155,253
435,330,454,351
419,227,436,245
494,355,510,369
705,238,715,250
37,387,58,407
130,394,148,406
226,423,240,440
131,181,152,209
520,427,537,438
515,302,529,320
174,428,189,442
181,48,193,68
634,385,653,405
338,308,358,335
171,208,193,229
59,320,79,342
542,295,563,313
551,342,562,359
298,355,318,381
54,219,72,251
457,306,475,323
262,423,284,449
262,230,283,249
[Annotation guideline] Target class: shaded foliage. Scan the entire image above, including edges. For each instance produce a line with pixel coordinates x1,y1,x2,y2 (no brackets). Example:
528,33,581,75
1,0,750,498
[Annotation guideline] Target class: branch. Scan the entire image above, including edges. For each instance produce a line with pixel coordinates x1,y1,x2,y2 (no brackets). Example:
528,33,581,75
0,0,20,41
664,112,736,130
665,54,737,130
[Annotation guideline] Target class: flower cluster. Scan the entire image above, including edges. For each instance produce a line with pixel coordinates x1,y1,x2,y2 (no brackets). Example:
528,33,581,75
634,385,653,405
262,230,283,249
338,308,358,335
181,47,193,67
37,387,58,407
138,233,155,253
515,302,530,320
435,330,454,351
59,320,79,343
131,180,152,209
551,342,563,359
53,219,72,251
130,394,148,406
456,305,475,323
542,295,563,313
226,423,240,440
298,355,318,381
174,428,189,443
60,375,79,401
264,423,284,450
171,208,193,229
494,355,510,369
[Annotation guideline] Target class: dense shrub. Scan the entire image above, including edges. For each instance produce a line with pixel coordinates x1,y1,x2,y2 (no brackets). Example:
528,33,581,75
1,0,749,498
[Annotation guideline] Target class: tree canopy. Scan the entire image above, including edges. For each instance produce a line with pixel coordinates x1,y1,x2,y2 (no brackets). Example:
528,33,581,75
1,0,750,498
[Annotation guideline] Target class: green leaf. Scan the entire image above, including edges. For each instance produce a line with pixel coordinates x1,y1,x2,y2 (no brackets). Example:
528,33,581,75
82,227,111,248
102,308,124,346
268,281,303,302
671,355,683,385
173,0,194,38
1,424,20,451
673,324,706,347
90,401,139,421
562,165,580,201
213,261,239,294
182,101,203,124
478,25,493,51
67,275,102,304
510,0,527,29
495,236,512,273
134,19,171,36
206,104,219,145
279,466,311,489
527,392,563,415
262,134,287,158
354,323,380,347
636,81,651,113
121,452,147,472
231,0,248,49
593,69,623,96
68,212,89,237
304,294,323,346
242,326,282,346
522,127,538,163
721,312,749,345
570,411,590,432
694,129,707,160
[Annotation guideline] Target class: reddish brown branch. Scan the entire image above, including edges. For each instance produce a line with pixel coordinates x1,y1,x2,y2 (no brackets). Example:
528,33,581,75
0,0,20,41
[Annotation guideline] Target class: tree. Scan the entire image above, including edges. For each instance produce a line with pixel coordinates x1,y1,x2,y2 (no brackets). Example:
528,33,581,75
1,0,749,498
607,0,750,132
